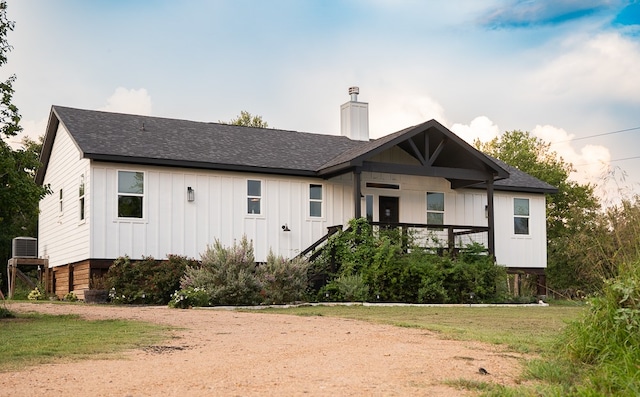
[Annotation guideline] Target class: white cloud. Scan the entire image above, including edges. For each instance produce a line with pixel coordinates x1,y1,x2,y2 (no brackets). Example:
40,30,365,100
100,87,152,115
370,93,448,138
450,116,501,145
6,87,153,150
5,117,48,150
532,33,640,104
532,124,611,187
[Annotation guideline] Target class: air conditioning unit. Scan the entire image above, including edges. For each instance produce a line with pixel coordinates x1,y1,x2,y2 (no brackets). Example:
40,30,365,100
12,237,38,258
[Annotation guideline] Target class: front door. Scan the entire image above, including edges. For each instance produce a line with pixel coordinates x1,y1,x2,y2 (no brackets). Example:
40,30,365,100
379,196,399,225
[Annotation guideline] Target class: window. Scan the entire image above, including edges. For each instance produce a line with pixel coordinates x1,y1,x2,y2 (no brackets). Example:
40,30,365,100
514,198,530,235
309,184,323,217
365,195,374,222
427,192,444,225
79,174,85,221
59,189,63,214
247,180,261,215
118,171,144,218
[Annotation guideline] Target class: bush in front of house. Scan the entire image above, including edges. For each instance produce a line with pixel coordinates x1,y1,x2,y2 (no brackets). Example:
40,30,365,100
27,286,45,301
168,286,210,309
106,255,195,304
175,237,312,307
316,218,508,304
319,273,369,302
180,236,263,306
258,251,310,304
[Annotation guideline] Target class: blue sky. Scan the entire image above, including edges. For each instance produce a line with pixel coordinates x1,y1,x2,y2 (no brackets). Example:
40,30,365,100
3,0,640,202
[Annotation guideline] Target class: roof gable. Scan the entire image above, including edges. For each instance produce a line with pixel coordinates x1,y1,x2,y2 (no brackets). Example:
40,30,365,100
318,120,509,187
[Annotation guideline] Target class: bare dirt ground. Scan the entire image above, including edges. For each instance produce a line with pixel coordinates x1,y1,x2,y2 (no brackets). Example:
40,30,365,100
1,302,527,396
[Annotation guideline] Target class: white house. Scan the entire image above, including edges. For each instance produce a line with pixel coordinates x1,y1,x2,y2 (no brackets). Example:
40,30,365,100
36,88,556,298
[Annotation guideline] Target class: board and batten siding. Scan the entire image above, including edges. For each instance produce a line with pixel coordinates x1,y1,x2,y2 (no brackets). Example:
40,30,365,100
38,124,91,267
492,192,547,269
453,189,547,269
90,163,354,262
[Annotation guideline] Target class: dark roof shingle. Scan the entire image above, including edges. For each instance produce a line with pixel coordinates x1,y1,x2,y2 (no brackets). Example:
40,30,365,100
53,106,361,173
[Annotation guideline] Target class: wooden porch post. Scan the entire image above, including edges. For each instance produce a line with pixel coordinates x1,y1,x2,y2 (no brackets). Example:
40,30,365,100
486,177,495,258
67,263,73,294
353,168,362,219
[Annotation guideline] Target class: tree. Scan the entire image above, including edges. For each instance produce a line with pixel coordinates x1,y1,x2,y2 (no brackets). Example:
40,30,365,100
476,130,601,294
226,110,268,128
0,1,50,292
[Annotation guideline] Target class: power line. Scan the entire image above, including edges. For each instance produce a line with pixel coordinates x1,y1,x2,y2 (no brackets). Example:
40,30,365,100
573,155,640,167
551,126,640,145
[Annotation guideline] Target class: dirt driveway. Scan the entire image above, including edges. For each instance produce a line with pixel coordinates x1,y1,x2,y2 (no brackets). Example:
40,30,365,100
1,302,526,396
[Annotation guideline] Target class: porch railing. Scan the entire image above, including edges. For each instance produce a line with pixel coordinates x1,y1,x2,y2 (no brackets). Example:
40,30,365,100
298,222,489,263
369,222,490,254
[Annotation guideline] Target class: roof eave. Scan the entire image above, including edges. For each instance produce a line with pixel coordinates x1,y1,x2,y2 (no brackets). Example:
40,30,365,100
35,108,61,185
87,154,319,177
468,184,559,194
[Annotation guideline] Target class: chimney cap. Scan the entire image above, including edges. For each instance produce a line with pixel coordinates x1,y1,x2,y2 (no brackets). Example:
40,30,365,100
348,86,359,101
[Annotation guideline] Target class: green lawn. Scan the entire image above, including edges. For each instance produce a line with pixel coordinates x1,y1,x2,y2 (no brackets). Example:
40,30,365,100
0,312,167,372
260,304,585,354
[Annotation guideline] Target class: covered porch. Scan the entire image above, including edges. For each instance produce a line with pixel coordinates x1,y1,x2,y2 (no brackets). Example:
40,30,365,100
318,119,509,258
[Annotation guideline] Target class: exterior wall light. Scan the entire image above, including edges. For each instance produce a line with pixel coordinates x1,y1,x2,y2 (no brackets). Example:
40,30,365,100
187,186,195,202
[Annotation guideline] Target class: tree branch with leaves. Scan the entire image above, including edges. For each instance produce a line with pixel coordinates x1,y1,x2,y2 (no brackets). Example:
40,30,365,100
224,110,268,128
0,1,51,290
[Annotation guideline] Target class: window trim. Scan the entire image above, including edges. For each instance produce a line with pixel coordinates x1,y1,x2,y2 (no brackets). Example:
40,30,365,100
58,188,64,216
117,170,145,220
246,179,263,216
426,191,445,225
309,183,324,219
513,197,530,236
365,194,374,222
78,174,86,223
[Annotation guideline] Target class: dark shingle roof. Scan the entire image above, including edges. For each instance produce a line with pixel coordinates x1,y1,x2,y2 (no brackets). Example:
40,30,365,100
491,157,558,193
468,156,558,194
51,106,361,174
36,105,557,195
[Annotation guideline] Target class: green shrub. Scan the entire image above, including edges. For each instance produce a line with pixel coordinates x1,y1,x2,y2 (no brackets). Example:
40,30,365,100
63,292,78,302
441,243,506,303
106,255,194,304
0,306,14,318
168,287,210,309
321,218,377,276
318,219,507,303
333,274,369,302
181,237,262,305
559,261,640,395
27,286,45,301
258,251,310,304
317,282,343,302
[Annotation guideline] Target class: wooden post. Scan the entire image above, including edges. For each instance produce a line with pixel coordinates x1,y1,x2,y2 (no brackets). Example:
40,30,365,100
67,263,73,294
537,274,547,297
486,178,495,259
7,259,17,299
